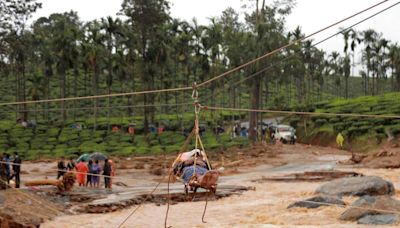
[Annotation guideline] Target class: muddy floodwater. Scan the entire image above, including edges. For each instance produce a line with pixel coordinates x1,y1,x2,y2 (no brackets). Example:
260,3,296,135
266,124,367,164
16,144,400,227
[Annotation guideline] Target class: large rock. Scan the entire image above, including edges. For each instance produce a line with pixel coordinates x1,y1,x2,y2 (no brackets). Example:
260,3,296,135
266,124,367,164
358,214,399,225
340,195,400,221
316,176,395,197
287,195,345,209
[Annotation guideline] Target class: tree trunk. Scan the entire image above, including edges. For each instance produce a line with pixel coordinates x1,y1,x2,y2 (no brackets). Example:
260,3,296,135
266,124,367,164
93,63,99,131
73,67,78,121
249,76,260,142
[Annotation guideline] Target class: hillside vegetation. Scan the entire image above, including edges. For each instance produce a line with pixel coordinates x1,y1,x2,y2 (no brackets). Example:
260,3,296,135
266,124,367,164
0,114,249,160
288,93,400,152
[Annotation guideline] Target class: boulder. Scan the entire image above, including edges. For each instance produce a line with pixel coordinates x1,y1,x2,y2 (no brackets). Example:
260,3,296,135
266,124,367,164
316,176,395,197
340,195,400,221
287,195,345,209
358,214,399,225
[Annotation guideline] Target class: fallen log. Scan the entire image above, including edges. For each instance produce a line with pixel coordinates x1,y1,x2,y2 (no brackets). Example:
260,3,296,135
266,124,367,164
25,172,76,192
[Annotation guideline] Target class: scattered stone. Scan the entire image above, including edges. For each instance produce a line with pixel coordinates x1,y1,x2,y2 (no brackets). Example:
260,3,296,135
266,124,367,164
358,214,399,225
287,195,345,209
350,153,367,164
316,176,395,197
340,195,400,221
375,150,393,157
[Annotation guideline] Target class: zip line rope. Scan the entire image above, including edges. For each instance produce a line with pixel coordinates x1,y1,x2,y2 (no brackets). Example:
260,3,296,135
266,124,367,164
196,0,390,88
0,87,192,107
12,0,392,118
200,105,400,119
117,128,199,228
0,0,389,107
1,1,397,227
199,0,400,105
3,162,400,226
0,102,194,114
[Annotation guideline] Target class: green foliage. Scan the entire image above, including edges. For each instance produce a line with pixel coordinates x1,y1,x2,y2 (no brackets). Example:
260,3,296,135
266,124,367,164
290,92,400,151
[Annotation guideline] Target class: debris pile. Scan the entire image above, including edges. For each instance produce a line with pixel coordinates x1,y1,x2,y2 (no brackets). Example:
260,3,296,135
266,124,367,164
0,189,62,227
340,148,400,168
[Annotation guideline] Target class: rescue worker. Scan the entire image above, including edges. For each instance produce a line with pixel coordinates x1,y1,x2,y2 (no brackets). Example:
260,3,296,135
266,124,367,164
336,132,344,148
67,158,76,171
103,159,112,188
0,154,7,189
10,152,22,188
57,156,67,179
3,154,10,184
76,160,88,187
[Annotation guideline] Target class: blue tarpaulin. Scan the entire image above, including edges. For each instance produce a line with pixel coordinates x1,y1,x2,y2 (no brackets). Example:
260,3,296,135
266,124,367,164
182,166,208,183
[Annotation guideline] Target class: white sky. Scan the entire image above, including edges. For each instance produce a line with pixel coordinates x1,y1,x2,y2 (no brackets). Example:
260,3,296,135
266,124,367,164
32,0,400,56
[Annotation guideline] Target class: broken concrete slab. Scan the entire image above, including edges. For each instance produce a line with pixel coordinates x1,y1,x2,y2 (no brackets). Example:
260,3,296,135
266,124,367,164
316,176,395,197
287,195,345,209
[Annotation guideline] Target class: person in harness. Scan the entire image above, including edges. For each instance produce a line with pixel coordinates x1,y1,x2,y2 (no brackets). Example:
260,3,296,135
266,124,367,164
173,149,219,195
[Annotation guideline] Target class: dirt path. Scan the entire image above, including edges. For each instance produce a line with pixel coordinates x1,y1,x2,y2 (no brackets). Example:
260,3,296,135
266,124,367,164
12,144,400,227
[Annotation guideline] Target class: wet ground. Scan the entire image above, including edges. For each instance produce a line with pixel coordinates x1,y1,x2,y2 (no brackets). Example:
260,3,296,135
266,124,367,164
9,143,400,227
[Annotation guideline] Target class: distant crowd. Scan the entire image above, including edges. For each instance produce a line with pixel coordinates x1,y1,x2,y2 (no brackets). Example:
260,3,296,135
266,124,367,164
57,157,116,188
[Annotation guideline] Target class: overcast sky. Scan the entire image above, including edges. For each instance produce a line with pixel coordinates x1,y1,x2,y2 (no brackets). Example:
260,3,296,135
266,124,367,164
32,0,400,56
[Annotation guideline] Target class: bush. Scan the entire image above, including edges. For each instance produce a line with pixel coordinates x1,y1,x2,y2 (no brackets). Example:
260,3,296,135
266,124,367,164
135,146,149,154
47,128,60,137
112,147,132,156
165,145,181,153
150,145,164,155
41,144,54,150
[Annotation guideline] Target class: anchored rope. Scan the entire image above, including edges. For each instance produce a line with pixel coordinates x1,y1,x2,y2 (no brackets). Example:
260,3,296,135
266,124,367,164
0,0,388,108
118,126,198,228
196,0,389,88
0,87,191,107
0,102,194,114
214,0,400,92
200,106,400,119
202,189,210,223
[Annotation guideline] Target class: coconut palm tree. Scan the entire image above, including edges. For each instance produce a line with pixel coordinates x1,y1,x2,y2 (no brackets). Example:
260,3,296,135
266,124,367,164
84,20,105,130
101,16,123,133
361,29,378,95
388,43,400,91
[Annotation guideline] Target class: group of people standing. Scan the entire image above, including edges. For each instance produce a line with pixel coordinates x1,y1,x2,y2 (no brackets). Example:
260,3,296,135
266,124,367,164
0,152,22,188
57,157,115,189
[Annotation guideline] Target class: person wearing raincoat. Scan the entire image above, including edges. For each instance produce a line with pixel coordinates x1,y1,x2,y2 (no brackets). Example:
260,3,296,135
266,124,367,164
76,161,89,187
336,132,344,148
